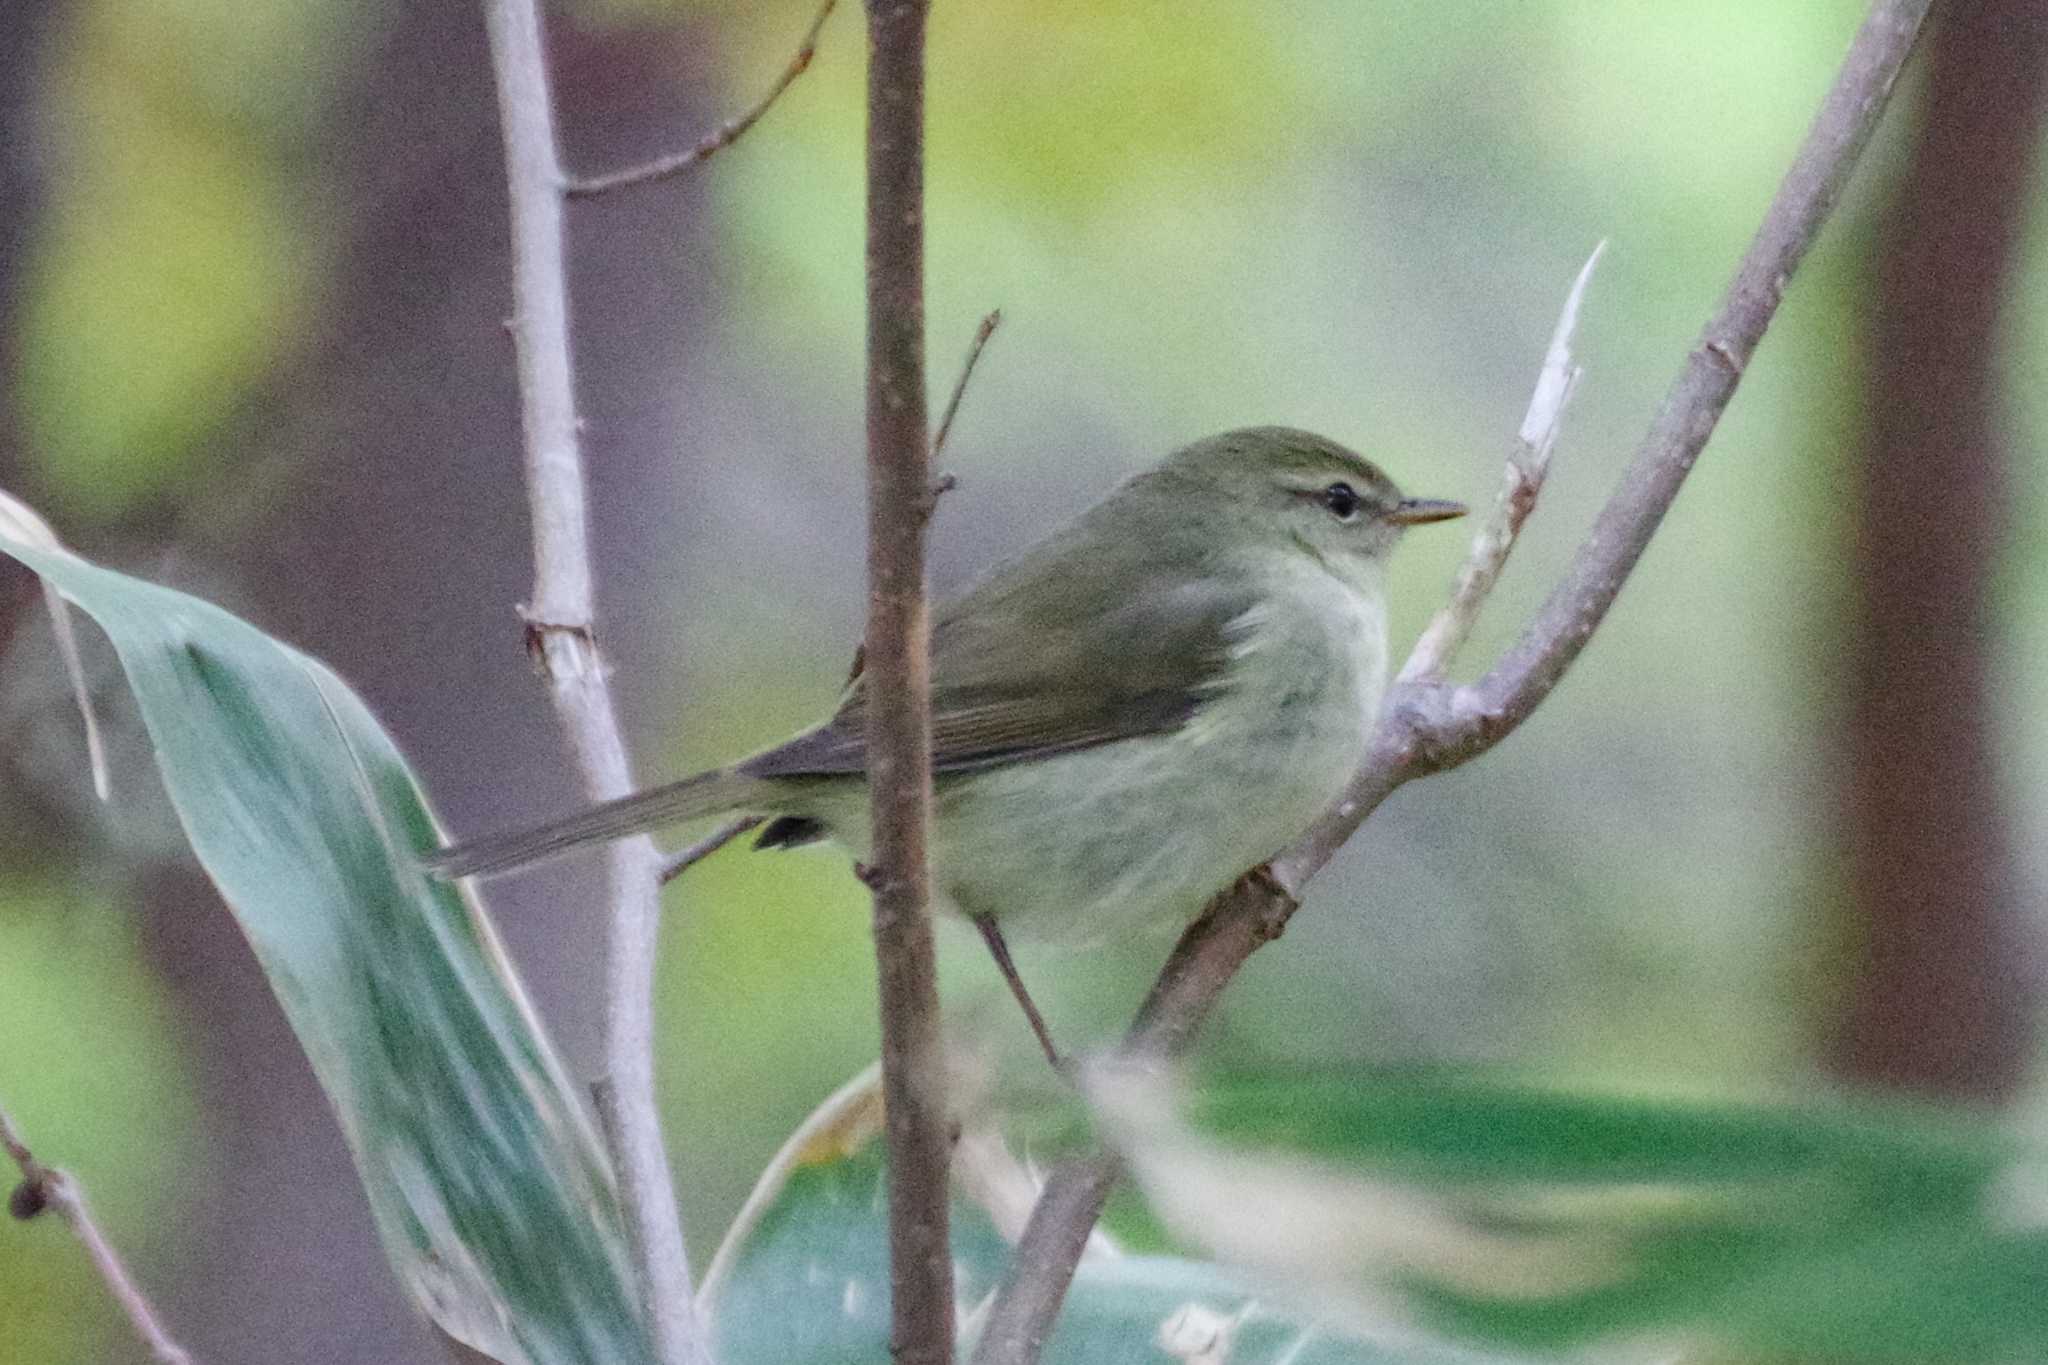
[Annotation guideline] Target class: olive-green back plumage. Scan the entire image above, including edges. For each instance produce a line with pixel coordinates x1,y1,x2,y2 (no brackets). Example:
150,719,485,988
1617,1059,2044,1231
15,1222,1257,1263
748,426,1409,779
424,427,1455,889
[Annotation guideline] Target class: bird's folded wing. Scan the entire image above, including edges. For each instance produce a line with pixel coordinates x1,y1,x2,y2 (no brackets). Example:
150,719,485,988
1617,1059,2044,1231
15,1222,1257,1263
742,573,1258,779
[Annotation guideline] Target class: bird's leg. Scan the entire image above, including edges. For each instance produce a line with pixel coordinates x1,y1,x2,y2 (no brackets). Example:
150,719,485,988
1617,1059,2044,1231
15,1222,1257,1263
971,913,1066,1073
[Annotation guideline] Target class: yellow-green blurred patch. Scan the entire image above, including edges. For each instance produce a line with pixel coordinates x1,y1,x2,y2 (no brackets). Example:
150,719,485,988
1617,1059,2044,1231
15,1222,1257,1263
14,0,360,522
0,885,204,1365
19,70,309,517
74,0,370,133
1546,0,1866,249
659,818,878,1241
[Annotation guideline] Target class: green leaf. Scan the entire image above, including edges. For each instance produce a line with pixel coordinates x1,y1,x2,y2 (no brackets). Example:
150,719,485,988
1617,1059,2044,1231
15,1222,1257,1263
1191,1069,2000,1189
703,1066,1511,1365
1106,1066,2048,1357
0,512,653,1365
700,1067,1015,1365
1045,1254,1506,1365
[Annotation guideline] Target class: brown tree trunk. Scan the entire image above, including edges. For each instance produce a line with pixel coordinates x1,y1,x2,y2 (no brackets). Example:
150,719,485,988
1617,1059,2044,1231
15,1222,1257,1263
1831,0,2048,1101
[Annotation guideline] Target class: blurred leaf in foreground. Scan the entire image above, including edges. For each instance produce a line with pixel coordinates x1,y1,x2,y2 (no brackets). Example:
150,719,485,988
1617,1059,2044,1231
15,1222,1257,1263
1100,1065,2048,1358
704,1064,1507,1365
0,491,652,1365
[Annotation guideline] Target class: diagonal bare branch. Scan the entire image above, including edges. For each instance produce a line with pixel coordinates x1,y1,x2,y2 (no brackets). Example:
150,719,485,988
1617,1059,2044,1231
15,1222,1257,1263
933,309,1003,463
1400,241,1601,687
3,1103,193,1365
659,814,763,884
969,3,1935,1361
566,0,838,199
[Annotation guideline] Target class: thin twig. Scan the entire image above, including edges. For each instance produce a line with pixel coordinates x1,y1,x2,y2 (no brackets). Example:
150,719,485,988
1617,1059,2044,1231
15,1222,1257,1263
861,0,954,1362
2,1104,193,1365
659,814,763,884
566,0,838,198
478,3,704,1362
1449,3,1929,756
0,491,109,799
933,309,1003,462
969,4,1933,1362
1400,242,1601,686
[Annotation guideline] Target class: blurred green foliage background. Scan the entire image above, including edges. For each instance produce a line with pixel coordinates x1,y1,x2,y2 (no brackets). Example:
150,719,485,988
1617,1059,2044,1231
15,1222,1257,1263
0,0,2042,1361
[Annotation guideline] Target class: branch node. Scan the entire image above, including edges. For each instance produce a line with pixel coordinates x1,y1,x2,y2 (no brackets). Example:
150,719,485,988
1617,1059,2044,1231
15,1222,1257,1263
1255,898,1295,945
922,472,959,518
2,1105,193,1363
10,1177,47,1220
1703,337,1748,376
517,608,599,669
1240,864,1301,935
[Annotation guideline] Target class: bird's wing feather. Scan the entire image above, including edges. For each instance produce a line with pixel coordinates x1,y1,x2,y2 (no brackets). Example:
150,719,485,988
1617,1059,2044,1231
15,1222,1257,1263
742,567,1255,780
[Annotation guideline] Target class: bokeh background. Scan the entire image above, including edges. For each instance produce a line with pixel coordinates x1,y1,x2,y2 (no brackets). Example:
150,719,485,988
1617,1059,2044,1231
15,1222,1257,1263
2,1,2044,1360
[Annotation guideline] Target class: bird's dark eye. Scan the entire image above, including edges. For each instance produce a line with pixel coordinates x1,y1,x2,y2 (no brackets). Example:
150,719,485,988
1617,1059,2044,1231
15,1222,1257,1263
1320,481,1362,521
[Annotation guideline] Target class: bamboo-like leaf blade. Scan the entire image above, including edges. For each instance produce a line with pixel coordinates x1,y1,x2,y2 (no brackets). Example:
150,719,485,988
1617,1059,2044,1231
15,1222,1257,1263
1110,1067,2046,1356
0,534,652,1365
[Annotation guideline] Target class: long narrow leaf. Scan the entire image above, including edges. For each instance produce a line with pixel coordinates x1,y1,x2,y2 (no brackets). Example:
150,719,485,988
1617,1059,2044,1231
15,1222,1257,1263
0,522,652,1365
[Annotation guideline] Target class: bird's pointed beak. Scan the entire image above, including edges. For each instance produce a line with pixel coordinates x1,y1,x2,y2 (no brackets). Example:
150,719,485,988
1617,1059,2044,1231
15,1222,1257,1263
1387,497,1467,526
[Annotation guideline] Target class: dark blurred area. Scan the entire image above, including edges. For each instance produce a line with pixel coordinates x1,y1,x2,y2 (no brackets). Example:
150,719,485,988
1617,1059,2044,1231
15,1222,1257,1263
0,1,2043,1361
1829,0,2047,1100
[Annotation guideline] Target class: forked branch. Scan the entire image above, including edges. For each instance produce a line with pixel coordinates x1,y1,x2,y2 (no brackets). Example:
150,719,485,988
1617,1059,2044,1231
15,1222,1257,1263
1399,242,1602,687
970,2,1935,1361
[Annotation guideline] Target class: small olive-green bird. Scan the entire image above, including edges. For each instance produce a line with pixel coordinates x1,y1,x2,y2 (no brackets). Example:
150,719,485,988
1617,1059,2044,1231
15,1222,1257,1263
427,428,1461,1052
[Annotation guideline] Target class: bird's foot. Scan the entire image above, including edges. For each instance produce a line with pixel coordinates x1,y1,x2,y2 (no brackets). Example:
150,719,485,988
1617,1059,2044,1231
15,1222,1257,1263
1235,863,1300,942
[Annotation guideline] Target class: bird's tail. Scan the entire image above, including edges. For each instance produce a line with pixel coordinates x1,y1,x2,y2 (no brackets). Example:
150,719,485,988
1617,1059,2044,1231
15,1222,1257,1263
422,767,766,879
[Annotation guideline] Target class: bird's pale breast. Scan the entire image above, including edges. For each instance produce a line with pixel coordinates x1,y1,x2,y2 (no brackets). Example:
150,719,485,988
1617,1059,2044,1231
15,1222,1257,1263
928,561,1387,942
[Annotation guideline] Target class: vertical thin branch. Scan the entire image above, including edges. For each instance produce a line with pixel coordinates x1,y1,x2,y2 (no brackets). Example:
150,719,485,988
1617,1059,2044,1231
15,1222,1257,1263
970,2,1934,1361
861,1,954,1363
3,1104,194,1365
478,4,704,1362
